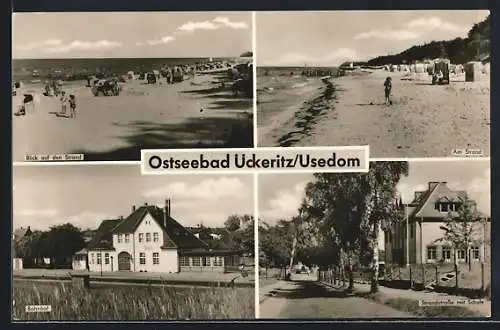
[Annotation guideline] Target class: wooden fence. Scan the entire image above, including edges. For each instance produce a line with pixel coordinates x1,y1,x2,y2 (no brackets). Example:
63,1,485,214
259,267,286,280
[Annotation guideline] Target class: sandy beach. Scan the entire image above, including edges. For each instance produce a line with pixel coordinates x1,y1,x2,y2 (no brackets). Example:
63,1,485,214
13,74,253,161
257,70,490,157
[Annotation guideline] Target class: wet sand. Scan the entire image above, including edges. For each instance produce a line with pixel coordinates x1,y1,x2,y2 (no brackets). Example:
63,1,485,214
13,74,253,161
257,70,490,157
257,76,327,146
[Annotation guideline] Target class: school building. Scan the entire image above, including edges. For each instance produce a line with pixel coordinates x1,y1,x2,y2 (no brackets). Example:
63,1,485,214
384,182,491,265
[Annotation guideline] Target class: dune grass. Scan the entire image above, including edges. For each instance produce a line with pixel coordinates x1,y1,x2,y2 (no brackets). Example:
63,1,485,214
13,281,255,320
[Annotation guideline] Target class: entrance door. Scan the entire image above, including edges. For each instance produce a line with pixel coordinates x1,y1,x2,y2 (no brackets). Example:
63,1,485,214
118,252,131,271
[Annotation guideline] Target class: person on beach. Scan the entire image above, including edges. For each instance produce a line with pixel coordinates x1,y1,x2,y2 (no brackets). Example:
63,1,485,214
384,76,392,105
59,91,68,116
69,94,77,118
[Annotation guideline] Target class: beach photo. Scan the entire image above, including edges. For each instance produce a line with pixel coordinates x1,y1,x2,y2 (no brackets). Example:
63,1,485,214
12,165,255,320
258,160,490,318
12,12,253,162
256,11,490,157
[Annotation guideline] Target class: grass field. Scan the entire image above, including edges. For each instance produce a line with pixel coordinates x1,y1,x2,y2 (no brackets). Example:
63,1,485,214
13,280,255,320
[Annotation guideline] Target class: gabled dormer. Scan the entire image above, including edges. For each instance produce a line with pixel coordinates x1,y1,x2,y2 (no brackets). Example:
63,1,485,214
435,195,464,213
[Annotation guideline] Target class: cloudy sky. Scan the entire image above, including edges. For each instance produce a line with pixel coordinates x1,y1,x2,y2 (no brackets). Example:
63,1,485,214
13,165,254,231
257,10,489,66
259,160,490,246
12,12,252,59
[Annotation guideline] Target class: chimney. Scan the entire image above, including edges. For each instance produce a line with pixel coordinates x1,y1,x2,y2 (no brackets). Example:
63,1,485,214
120,215,123,220
163,200,168,228
132,205,136,212
165,198,171,217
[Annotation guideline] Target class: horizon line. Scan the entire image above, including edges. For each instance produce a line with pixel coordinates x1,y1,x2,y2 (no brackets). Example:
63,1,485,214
12,56,252,61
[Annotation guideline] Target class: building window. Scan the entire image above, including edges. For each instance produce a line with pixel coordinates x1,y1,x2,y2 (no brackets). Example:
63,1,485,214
202,256,210,266
442,247,452,261
179,256,189,267
427,246,437,261
117,234,123,243
139,253,146,265
146,233,151,242
97,253,102,265
472,247,480,260
457,249,466,260
439,203,449,213
138,233,144,243
226,256,236,266
192,256,201,266
153,232,159,242
105,253,110,265
213,256,223,267
125,234,130,243
90,253,95,264
153,252,159,265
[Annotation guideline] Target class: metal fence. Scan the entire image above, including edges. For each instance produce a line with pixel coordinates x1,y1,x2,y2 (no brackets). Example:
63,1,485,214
318,262,490,298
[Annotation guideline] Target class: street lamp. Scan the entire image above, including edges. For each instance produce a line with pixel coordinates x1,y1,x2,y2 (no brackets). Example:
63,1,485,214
406,203,410,267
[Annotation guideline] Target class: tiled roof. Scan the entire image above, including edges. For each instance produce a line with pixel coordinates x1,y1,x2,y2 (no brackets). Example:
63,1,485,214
86,219,121,250
408,182,487,220
112,205,208,250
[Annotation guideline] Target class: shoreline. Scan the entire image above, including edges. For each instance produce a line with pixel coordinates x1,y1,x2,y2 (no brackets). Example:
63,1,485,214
276,78,336,147
258,77,336,147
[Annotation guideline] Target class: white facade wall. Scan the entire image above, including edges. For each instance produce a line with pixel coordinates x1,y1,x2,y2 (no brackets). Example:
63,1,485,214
421,221,488,264
386,218,489,265
106,213,179,273
13,258,23,271
88,250,115,272
420,222,445,263
72,259,87,271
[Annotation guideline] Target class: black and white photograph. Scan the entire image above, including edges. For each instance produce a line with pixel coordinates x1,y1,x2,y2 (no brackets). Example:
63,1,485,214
12,12,253,162
12,165,255,320
258,160,491,318
256,11,490,157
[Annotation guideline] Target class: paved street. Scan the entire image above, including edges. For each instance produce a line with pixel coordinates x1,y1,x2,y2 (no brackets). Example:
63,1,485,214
259,280,413,319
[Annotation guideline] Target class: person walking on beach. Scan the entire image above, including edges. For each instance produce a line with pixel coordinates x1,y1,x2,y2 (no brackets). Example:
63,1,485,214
69,94,77,118
384,76,392,105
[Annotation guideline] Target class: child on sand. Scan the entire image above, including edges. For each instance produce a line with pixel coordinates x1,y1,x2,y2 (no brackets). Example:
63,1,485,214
69,94,76,118
384,76,392,105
